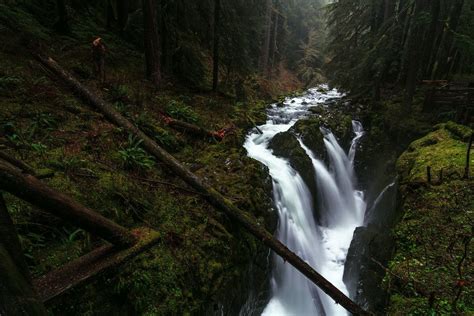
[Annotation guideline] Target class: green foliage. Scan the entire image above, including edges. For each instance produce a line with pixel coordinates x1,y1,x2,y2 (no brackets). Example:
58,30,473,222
0,75,21,93
132,111,180,150
0,4,50,40
326,0,474,98
165,100,199,124
388,125,474,314
108,84,130,102
54,156,89,175
118,135,155,171
30,142,47,156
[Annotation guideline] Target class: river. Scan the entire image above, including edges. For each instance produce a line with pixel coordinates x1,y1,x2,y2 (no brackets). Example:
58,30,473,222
242,85,367,315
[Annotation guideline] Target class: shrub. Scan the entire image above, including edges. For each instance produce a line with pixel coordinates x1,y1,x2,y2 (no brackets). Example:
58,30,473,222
165,100,199,124
118,135,155,171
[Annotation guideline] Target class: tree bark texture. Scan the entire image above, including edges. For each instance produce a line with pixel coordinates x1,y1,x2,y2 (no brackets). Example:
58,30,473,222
212,0,220,91
117,0,130,32
35,54,371,316
259,0,272,75
142,0,161,85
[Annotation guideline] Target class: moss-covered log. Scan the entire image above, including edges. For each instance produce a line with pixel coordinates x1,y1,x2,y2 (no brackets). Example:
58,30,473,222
34,227,161,303
36,54,371,315
160,113,225,140
0,162,136,248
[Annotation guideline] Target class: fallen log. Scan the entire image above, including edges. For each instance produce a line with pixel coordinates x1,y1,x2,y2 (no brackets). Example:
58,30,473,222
0,194,47,316
34,227,160,302
36,54,371,315
0,150,37,175
159,113,225,140
0,162,136,248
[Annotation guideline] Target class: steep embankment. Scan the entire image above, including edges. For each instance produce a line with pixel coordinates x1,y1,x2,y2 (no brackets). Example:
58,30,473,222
386,122,473,315
0,10,289,314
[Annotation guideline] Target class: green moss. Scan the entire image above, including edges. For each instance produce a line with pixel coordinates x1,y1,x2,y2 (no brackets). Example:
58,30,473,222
445,121,473,141
396,124,469,182
387,124,474,315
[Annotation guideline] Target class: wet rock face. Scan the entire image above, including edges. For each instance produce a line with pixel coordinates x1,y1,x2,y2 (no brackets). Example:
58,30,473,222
293,112,354,154
343,225,395,314
267,114,355,223
268,131,319,217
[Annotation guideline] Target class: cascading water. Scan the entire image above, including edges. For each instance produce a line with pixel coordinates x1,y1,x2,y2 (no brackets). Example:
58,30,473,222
243,85,367,316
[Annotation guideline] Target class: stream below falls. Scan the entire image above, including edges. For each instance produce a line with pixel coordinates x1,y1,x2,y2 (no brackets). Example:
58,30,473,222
242,85,367,316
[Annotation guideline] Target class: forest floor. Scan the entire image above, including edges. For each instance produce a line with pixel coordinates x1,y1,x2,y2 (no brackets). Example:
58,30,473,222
386,122,473,315
0,12,302,314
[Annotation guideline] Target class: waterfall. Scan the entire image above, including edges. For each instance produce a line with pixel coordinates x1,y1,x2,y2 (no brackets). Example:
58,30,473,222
243,85,367,316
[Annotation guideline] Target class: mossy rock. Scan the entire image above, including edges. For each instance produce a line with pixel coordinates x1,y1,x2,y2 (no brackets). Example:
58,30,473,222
396,123,470,183
445,121,473,141
268,131,319,218
291,113,354,154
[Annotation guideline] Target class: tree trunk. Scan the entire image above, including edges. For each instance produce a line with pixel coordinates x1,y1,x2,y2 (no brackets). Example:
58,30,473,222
403,0,429,109
0,194,47,316
54,0,70,34
259,0,272,75
270,8,279,73
212,0,220,92
35,55,371,316
117,0,130,32
0,151,36,175
438,0,464,79
160,113,225,140
142,0,161,85
0,162,136,248
106,0,115,29
422,0,441,77
34,227,160,303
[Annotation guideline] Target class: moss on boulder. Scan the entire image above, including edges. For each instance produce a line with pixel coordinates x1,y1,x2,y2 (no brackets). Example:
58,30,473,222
386,122,474,315
397,123,472,183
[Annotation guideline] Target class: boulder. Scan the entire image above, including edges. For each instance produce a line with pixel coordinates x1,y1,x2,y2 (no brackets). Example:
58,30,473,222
268,131,319,214
343,225,395,314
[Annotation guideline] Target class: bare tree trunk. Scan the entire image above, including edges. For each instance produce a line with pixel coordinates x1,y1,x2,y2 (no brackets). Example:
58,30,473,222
142,0,161,85
35,55,371,316
0,194,47,316
0,162,136,248
259,0,272,75
212,0,220,92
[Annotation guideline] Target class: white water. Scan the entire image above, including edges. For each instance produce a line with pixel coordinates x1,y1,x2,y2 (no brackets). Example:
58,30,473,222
243,85,367,316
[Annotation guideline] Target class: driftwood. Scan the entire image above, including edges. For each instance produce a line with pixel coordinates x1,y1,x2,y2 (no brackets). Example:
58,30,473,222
36,54,370,315
0,162,136,248
34,227,160,302
0,194,47,315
